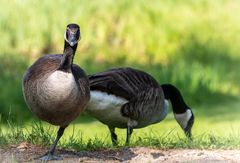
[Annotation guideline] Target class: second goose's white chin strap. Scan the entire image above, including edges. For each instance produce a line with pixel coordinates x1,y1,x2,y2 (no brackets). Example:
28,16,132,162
174,109,192,130
64,30,68,43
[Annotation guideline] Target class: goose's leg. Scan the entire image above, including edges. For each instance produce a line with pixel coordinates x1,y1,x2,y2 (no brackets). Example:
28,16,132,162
108,126,118,146
35,127,65,161
125,126,133,145
125,119,137,145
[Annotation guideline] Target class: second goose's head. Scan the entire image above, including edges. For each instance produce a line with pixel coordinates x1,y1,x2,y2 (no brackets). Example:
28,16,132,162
64,24,81,47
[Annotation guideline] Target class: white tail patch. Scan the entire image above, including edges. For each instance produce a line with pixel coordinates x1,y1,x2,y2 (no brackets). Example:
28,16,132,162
174,109,192,129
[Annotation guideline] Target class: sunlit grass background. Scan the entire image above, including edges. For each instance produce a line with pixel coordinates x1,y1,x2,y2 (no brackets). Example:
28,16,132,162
0,0,240,149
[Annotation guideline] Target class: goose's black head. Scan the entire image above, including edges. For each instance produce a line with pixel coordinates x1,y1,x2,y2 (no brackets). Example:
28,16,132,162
64,24,81,47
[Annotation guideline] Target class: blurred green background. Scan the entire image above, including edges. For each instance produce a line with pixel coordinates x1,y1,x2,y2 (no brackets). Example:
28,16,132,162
0,0,240,143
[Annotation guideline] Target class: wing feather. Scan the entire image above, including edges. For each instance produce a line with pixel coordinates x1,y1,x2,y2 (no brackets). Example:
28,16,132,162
121,87,165,121
89,67,159,100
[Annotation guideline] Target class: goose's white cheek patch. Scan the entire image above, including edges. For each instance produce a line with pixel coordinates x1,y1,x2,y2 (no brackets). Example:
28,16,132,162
174,109,192,129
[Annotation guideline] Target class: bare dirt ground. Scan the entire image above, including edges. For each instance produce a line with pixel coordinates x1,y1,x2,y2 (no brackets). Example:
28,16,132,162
0,142,240,163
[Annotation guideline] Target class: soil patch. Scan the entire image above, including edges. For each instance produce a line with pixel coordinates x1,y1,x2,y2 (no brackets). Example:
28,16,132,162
0,142,240,162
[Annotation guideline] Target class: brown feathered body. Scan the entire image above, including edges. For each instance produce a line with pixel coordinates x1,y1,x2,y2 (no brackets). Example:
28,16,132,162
87,67,167,129
23,54,90,127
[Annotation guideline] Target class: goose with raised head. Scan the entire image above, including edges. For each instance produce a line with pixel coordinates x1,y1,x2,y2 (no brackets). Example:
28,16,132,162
22,24,90,161
86,67,194,145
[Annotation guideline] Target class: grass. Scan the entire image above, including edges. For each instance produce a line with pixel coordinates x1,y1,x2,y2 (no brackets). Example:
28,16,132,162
1,98,240,150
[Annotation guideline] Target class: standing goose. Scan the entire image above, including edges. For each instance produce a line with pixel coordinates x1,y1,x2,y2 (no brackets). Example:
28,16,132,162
22,24,90,160
86,67,194,145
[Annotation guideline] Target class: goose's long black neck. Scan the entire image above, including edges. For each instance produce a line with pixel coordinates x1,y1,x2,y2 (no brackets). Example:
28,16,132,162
58,41,78,72
161,84,189,114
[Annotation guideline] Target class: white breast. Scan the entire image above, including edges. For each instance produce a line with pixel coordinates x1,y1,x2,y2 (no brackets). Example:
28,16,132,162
86,91,129,127
38,71,78,107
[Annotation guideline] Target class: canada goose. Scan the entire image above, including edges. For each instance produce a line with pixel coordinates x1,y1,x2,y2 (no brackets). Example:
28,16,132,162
22,24,90,160
86,67,194,145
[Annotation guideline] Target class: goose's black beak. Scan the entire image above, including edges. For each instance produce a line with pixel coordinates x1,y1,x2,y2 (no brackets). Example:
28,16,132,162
69,35,78,46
